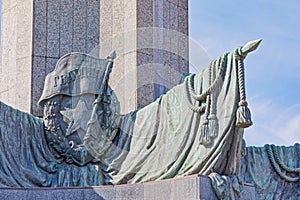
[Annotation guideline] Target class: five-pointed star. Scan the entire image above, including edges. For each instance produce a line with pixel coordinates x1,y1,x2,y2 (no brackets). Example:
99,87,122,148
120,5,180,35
60,99,93,136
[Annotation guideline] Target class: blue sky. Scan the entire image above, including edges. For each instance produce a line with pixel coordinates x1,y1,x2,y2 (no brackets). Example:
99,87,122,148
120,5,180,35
0,0,299,146
189,0,300,146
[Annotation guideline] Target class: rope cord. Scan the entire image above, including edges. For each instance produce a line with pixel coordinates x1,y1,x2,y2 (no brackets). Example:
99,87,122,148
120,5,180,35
265,144,299,182
234,48,248,106
185,75,206,113
188,55,227,102
203,61,213,123
209,60,217,118
271,144,300,172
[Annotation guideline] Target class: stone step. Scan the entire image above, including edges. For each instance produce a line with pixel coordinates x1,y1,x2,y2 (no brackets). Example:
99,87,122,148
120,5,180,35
0,175,255,200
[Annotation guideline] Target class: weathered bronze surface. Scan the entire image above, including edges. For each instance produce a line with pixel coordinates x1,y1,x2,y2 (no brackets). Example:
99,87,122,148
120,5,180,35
39,44,249,185
0,41,270,198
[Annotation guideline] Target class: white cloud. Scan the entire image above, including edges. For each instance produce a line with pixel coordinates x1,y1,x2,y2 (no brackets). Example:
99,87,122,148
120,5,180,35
188,0,300,148
273,111,300,145
244,95,300,147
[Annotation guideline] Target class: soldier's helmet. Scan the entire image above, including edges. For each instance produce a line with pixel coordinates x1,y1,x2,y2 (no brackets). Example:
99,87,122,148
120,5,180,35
38,52,120,146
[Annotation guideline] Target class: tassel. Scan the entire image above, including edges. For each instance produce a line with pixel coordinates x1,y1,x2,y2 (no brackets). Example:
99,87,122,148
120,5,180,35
208,114,218,138
199,120,211,145
235,47,253,129
236,100,253,128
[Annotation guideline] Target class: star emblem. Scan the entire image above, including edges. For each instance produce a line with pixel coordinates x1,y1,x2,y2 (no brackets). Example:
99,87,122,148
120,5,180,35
60,99,93,136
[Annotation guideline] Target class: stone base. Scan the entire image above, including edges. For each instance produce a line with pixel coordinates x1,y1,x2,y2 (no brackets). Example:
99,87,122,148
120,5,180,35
0,175,255,200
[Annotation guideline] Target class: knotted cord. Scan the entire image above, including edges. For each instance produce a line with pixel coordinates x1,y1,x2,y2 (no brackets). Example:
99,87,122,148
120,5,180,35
187,55,226,102
185,75,206,113
266,144,300,182
235,48,247,107
199,62,214,145
234,47,253,128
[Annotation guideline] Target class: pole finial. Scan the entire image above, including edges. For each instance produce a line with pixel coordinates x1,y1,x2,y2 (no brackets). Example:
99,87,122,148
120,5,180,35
241,39,262,55
108,51,117,60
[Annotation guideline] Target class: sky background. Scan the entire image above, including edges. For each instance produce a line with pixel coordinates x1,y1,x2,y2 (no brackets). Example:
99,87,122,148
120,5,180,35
0,0,299,146
189,0,300,146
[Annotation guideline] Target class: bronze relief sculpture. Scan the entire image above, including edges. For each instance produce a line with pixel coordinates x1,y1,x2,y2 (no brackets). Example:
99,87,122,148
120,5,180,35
4,39,298,199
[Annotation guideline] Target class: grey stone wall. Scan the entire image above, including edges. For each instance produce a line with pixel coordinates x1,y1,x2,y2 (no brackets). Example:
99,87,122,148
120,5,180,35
0,0,33,114
31,0,100,116
100,0,189,113
0,0,100,116
1,0,188,116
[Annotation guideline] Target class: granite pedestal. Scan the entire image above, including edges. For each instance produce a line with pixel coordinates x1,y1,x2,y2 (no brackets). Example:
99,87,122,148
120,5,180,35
0,175,255,200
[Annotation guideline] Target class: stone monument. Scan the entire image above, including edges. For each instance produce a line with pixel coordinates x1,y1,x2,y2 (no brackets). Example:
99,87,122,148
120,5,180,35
99,0,189,113
0,0,188,116
0,38,259,200
1,1,300,200
0,0,101,116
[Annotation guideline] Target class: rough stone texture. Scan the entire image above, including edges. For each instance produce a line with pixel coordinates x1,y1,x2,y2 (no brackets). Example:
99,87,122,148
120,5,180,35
15,57,32,111
0,0,100,116
73,0,87,53
86,0,100,56
143,176,199,199
33,0,47,57
100,0,189,114
144,180,173,199
1,0,188,116
116,184,144,200
85,186,116,200
31,56,46,116
0,175,256,199
173,175,199,200
0,189,29,200
0,0,33,113
46,0,60,58
27,188,85,200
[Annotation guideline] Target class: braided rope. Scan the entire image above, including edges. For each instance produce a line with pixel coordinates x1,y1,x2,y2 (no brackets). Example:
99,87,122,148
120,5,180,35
266,144,299,182
203,61,213,121
188,56,226,101
185,76,206,113
271,144,300,173
199,63,213,143
208,60,218,138
209,61,217,118
235,48,248,107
